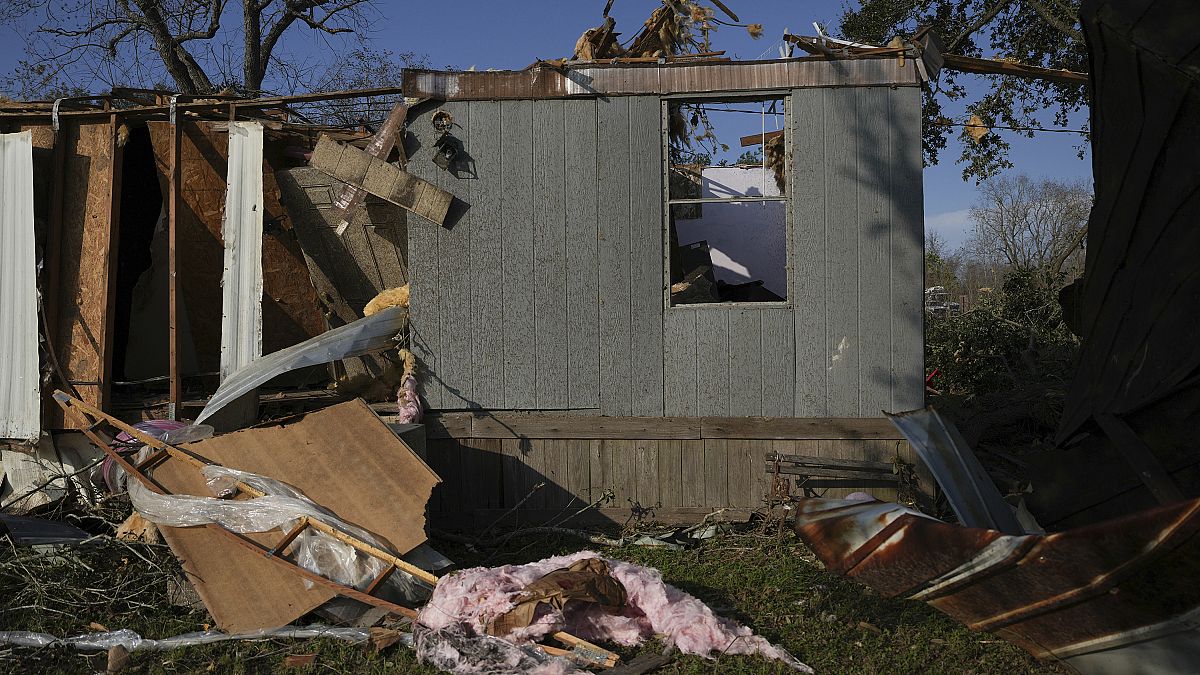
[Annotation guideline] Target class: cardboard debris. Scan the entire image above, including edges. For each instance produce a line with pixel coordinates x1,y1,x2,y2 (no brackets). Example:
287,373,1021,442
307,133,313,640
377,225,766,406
489,558,627,637
152,399,440,633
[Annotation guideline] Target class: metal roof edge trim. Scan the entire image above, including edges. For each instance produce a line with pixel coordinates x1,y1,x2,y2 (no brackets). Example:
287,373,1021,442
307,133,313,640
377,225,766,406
402,57,919,101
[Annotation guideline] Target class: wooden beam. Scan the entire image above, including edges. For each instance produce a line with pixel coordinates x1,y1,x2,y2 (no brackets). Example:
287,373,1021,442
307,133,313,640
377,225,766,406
941,53,1088,86
1095,413,1185,504
423,412,905,441
99,112,124,411
739,129,784,147
167,119,182,419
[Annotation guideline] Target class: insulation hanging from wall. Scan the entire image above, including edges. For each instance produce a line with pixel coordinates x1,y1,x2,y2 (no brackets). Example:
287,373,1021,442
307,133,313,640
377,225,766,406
219,122,265,381
0,131,40,441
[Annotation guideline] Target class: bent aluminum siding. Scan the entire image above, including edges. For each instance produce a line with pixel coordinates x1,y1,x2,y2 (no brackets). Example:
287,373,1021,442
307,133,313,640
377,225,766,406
0,131,40,440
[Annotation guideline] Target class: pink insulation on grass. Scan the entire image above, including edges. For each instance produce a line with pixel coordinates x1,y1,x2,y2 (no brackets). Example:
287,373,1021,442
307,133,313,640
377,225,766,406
418,551,811,672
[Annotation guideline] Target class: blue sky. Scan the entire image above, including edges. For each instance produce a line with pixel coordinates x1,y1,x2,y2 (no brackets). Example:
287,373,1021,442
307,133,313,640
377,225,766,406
0,0,1092,250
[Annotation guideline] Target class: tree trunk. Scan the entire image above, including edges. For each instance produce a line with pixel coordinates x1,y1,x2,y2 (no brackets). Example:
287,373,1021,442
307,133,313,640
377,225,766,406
243,0,264,95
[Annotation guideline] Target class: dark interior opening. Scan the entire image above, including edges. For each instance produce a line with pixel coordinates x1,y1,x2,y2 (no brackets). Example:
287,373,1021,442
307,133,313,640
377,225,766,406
111,124,164,381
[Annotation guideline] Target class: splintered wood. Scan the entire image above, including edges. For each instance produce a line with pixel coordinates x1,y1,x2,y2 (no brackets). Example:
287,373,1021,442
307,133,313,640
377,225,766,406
309,135,452,227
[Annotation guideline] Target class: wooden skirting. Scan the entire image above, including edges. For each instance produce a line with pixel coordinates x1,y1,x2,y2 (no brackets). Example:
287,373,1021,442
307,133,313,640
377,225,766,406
414,413,931,525
424,412,903,441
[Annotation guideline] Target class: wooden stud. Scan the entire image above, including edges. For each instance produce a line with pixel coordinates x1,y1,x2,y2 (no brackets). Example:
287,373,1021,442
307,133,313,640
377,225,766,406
167,118,182,419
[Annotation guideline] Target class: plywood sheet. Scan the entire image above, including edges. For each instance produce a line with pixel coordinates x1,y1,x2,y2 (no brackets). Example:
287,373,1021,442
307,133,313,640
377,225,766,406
153,399,440,633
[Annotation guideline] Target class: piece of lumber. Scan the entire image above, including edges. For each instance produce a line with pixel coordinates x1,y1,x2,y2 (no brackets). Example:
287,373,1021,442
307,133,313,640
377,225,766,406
1095,413,1186,504
309,134,453,226
940,53,1087,85
739,129,784,147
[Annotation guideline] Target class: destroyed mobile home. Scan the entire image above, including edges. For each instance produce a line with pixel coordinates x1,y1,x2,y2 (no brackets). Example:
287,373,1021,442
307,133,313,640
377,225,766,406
3,0,1198,670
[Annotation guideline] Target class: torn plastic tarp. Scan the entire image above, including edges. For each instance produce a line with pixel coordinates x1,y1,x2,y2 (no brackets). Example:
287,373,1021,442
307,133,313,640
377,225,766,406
0,625,380,651
419,551,810,671
195,305,406,425
128,464,426,602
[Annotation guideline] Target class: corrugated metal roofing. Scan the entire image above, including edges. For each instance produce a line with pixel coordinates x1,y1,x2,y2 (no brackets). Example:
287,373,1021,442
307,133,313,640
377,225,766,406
0,131,40,441
404,56,918,100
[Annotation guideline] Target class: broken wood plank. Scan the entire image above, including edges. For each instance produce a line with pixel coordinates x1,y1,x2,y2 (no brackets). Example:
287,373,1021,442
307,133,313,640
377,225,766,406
310,135,453,226
739,129,784,147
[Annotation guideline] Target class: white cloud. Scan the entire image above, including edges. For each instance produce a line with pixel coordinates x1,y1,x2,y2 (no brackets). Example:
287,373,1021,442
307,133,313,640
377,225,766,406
924,208,973,249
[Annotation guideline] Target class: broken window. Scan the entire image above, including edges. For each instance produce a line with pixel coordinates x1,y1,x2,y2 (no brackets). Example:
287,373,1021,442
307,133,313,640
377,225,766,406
667,97,788,305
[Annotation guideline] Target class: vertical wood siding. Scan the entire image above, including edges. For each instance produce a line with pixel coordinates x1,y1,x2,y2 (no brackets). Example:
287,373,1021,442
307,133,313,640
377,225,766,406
408,87,922,415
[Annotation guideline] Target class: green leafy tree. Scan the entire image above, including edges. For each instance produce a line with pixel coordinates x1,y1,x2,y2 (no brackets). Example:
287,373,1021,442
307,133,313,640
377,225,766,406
840,0,1088,181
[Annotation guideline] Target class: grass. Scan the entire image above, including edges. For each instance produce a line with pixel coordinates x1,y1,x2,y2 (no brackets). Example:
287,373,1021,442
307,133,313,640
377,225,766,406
0,505,1060,675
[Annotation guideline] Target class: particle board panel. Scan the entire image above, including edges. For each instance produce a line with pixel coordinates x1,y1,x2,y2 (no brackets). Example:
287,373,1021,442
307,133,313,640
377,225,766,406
663,309,699,417
857,89,892,416
597,96,633,416
728,309,762,416
760,309,796,417
54,122,117,420
889,86,925,411
628,96,665,417
824,88,860,416
403,113,446,409
437,101,475,407
658,439,684,508
563,99,600,409
500,100,537,408
467,100,506,409
533,100,569,409
695,310,729,416
790,88,828,417
153,399,439,633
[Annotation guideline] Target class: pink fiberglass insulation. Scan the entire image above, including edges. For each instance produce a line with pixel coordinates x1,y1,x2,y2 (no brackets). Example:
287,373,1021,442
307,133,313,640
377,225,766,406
418,551,811,672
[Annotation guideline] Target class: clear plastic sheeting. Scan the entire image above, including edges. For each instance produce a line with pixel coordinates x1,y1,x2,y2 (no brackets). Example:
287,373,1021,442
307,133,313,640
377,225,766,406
0,625,376,651
128,465,394,592
414,624,579,675
195,306,407,425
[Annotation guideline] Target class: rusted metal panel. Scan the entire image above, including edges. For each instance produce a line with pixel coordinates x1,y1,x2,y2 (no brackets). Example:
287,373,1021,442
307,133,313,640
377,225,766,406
794,496,1200,671
404,57,918,101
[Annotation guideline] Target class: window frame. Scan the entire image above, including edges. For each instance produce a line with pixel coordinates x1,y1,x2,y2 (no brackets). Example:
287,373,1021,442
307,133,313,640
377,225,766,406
660,92,793,310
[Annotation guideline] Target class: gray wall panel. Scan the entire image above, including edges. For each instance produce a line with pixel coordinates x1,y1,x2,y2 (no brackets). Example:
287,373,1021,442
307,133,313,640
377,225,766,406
564,99,600,409
760,309,795,417
728,309,762,416
405,106,445,409
500,100,536,408
533,100,569,409
628,96,665,416
597,97,633,415
857,89,893,416
404,88,923,418
890,86,926,411
437,100,475,407
824,87,860,416
791,88,828,417
468,100,506,408
663,308,698,416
